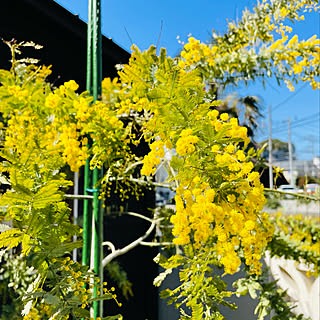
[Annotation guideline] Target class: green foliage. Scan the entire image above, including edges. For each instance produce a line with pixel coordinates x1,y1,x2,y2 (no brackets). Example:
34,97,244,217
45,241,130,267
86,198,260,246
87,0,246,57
104,261,133,300
0,252,37,319
154,252,237,320
0,1,319,319
0,41,120,319
264,192,282,210
155,206,176,247
267,213,320,274
234,270,309,320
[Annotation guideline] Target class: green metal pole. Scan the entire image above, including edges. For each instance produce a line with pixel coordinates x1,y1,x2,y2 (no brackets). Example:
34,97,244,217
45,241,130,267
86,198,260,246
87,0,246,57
92,0,102,101
92,0,103,318
82,0,93,268
86,0,93,93
83,0,103,318
92,169,102,318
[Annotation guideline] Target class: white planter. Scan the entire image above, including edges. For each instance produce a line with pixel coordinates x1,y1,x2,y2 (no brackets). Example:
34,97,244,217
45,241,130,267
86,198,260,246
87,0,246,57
265,251,320,320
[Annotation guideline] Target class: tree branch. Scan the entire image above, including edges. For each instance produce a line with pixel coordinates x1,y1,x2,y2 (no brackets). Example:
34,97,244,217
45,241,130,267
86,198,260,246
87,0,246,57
128,177,174,190
64,194,94,200
102,218,159,267
264,188,319,201
124,211,154,223
140,241,173,247
102,241,116,253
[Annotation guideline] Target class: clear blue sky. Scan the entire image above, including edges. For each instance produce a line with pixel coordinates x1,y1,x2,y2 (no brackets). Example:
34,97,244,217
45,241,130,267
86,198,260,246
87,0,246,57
55,0,319,161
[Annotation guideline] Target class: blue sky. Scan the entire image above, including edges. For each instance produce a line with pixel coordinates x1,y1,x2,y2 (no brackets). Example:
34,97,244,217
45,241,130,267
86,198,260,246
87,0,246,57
55,0,319,161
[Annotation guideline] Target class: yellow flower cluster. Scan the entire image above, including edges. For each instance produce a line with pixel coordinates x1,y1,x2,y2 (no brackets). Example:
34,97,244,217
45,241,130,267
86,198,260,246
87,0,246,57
171,180,272,274
141,140,165,176
177,0,320,92
45,92,60,109
176,129,199,156
171,181,216,246
64,80,79,91
267,33,320,90
114,96,143,116
180,37,218,68
73,97,91,122
0,79,94,174
4,110,38,153
85,100,130,170
3,111,64,178
59,124,88,172
268,36,288,50
7,85,28,101
169,111,274,275
23,303,53,320
55,257,121,311
180,37,203,66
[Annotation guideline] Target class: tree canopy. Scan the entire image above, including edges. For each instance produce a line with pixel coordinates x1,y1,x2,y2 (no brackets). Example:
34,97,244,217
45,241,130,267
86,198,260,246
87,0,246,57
0,0,319,319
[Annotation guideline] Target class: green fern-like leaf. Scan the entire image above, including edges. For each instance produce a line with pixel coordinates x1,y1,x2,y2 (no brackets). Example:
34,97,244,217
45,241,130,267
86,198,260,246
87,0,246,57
191,302,203,320
21,233,32,256
46,241,83,258
32,183,63,209
0,228,23,249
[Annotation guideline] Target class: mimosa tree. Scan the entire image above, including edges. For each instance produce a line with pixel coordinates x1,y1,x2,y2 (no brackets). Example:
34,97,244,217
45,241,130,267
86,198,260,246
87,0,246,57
0,0,319,319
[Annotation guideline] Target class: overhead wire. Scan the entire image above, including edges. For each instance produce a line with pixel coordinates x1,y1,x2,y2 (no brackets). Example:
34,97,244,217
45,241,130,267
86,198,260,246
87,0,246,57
257,113,319,137
258,116,319,139
272,82,309,111
272,118,319,134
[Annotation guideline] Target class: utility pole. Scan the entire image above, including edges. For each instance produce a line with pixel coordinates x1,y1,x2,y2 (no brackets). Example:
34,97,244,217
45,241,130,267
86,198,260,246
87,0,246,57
268,105,273,189
288,118,294,186
304,160,308,176
310,135,315,177
310,135,315,160
306,135,316,177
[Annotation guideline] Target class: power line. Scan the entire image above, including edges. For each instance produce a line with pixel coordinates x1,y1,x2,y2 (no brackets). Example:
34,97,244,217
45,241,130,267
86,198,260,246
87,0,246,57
272,83,309,111
257,112,319,140
267,113,320,134
287,118,318,130
304,123,320,129
293,132,319,140
258,120,319,139
271,119,319,134
290,112,318,124
261,113,319,135
293,113,319,123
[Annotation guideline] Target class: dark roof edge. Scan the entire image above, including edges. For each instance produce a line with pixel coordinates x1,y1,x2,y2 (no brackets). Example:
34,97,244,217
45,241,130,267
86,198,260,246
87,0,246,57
23,0,130,61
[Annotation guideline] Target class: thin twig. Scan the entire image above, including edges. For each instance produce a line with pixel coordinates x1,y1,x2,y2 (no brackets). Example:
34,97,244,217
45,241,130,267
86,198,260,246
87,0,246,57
128,177,174,190
64,194,94,200
168,163,179,189
124,160,143,174
264,188,319,201
140,241,173,247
